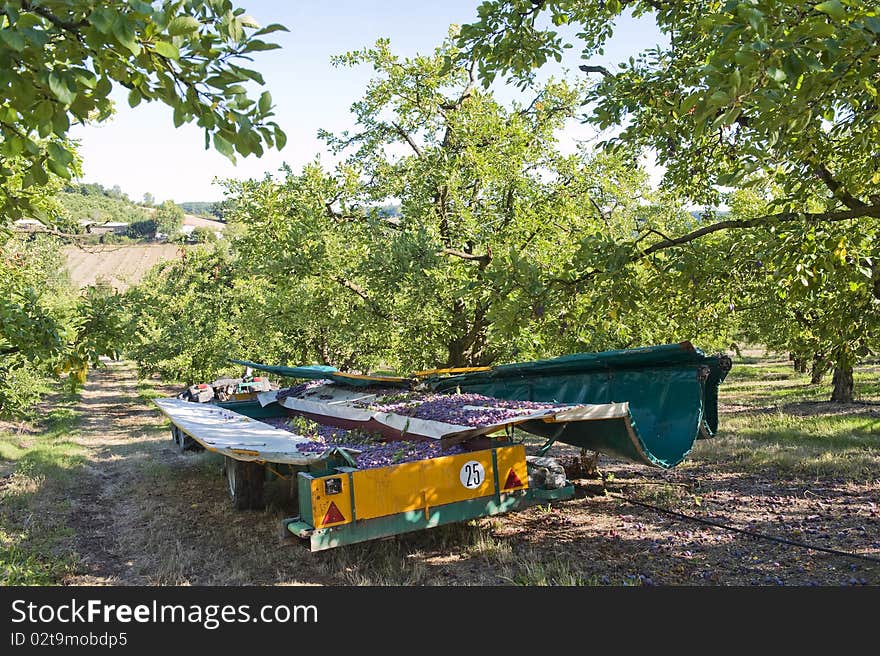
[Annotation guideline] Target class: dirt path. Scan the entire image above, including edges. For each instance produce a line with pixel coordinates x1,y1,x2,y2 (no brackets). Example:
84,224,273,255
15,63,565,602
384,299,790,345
62,361,332,586
58,361,880,586
65,361,178,584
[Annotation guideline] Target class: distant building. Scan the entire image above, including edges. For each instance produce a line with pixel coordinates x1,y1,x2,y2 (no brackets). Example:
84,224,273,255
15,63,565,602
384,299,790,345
79,220,129,235
12,219,43,231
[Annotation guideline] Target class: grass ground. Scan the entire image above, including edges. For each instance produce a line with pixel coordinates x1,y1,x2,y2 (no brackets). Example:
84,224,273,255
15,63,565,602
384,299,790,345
1,351,878,586
690,352,880,481
0,390,84,584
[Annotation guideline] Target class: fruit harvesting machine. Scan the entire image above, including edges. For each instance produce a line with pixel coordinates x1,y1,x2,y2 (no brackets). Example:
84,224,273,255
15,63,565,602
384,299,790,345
153,341,732,551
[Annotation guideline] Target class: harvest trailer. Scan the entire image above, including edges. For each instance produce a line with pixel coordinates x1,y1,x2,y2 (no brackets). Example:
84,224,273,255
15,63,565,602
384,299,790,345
153,342,730,551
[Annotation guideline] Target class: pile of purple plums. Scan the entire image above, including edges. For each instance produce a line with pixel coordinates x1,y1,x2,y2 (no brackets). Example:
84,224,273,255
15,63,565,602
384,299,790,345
365,392,562,427
261,415,464,469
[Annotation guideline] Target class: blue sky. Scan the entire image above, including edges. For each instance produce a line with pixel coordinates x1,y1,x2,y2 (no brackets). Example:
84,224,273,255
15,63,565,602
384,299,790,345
69,1,664,203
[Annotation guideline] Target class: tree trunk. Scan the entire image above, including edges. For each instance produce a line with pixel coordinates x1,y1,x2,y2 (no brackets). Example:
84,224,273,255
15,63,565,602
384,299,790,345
830,365,854,403
791,354,807,373
810,353,830,385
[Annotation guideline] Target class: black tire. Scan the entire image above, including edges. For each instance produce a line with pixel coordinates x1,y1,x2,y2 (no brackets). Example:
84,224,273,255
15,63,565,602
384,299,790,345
224,456,265,510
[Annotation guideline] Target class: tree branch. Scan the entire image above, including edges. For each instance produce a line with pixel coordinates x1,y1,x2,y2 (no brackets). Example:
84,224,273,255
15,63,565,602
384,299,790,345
554,202,880,288
638,203,880,259
20,1,88,33
330,276,390,320
390,121,422,157
814,164,867,210
438,247,491,265
439,59,478,112
579,64,613,78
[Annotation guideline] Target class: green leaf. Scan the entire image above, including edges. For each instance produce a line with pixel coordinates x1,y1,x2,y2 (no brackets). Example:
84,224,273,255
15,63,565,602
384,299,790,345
30,161,48,186
95,76,112,98
274,126,286,150
128,88,142,107
48,73,76,105
52,110,69,134
47,142,73,166
815,1,845,21
167,16,201,36
130,1,153,14
242,39,281,52
46,156,71,178
113,20,141,56
0,28,26,51
768,67,787,83
680,93,701,114
733,50,757,66
34,101,53,124
89,8,114,34
715,106,742,128
213,132,235,160
239,14,260,28
707,90,729,106
152,40,179,59
254,23,289,36
258,90,272,114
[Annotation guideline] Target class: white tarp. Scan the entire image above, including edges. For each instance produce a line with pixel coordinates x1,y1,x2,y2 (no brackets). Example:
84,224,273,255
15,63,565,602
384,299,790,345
266,382,631,443
153,398,326,465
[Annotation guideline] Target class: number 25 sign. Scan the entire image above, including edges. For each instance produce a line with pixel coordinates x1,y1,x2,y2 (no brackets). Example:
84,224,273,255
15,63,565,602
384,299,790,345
459,461,485,489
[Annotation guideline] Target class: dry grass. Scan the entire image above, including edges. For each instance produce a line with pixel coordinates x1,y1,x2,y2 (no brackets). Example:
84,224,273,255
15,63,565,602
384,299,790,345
63,244,184,291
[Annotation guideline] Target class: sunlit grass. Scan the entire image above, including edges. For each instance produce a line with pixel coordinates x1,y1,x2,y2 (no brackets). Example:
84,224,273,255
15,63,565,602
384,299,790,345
699,359,880,480
0,389,83,584
136,380,164,402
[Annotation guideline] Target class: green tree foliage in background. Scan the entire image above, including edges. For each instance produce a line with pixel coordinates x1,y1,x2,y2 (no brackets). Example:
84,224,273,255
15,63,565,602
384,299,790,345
717,189,880,401
1,0,286,413
127,35,735,380
124,243,280,382
189,226,217,242
178,201,220,218
0,0,288,226
460,1,879,214
57,182,150,228
458,0,880,400
155,199,184,235
0,237,126,416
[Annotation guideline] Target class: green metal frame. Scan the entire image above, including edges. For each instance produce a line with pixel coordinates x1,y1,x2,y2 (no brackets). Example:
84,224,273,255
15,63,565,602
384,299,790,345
286,483,574,551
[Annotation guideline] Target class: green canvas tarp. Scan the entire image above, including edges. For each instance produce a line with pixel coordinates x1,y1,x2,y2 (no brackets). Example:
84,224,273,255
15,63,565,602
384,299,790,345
424,341,731,468
229,360,338,380
228,359,413,388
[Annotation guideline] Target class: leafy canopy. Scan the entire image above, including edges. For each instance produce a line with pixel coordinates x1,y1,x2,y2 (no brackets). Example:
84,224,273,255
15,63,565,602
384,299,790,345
0,0,288,223
152,35,728,380
460,1,880,214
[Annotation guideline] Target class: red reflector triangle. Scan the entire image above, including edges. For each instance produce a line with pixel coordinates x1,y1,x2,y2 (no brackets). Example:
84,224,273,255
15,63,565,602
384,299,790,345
504,468,524,489
322,501,345,525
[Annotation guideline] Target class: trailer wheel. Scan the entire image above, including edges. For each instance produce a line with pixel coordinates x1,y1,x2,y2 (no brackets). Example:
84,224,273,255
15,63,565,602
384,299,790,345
224,456,265,510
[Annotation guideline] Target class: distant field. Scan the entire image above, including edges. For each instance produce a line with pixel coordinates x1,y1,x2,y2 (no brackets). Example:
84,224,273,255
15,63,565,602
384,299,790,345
64,244,183,291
